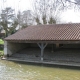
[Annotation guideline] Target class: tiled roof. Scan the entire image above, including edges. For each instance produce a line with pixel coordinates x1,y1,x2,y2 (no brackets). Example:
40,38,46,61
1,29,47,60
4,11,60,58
5,23,80,41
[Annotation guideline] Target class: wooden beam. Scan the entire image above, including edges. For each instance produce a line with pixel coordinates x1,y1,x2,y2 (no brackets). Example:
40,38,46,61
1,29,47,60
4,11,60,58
37,43,47,61
6,40,80,44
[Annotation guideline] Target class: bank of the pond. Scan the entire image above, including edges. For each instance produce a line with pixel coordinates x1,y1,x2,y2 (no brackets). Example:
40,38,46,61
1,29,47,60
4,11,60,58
0,60,80,80
6,48,80,67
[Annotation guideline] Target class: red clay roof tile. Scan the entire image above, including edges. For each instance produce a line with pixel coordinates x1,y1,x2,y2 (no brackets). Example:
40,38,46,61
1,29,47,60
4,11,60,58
5,23,80,41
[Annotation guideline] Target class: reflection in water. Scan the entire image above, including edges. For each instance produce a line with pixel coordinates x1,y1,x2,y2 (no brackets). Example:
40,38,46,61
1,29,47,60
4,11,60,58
0,60,80,80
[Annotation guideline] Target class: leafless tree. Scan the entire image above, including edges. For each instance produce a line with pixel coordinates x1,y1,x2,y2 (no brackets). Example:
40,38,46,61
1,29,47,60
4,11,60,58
17,10,34,29
33,0,65,24
33,0,80,25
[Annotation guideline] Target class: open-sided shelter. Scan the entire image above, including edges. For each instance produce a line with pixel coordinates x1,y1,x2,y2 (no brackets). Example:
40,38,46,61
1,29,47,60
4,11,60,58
4,23,80,63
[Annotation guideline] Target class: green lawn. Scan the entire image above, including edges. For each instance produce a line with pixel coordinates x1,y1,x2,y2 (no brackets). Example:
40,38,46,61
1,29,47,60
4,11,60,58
0,39,4,44
0,39,4,56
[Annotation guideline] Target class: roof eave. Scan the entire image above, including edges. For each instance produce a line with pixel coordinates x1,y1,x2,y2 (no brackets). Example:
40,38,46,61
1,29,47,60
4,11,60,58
5,40,80,44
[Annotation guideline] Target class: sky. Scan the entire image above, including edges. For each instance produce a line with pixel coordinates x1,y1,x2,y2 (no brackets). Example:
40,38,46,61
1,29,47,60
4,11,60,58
0,0,80,23
0,0,34,12
60,9,80,23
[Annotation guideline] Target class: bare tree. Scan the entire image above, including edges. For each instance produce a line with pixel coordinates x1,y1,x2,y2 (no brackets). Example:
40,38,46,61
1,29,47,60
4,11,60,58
17,11,22,29
17,10,34,29
33,0,80,25
58,0,80,9
33,0,64,24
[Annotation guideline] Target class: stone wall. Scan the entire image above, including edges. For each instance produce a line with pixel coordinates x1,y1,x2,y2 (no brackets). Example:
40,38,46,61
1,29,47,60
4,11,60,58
4,41,29,56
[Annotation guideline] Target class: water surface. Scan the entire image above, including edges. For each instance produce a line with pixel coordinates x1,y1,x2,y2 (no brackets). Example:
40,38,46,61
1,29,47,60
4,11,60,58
0,60,80,80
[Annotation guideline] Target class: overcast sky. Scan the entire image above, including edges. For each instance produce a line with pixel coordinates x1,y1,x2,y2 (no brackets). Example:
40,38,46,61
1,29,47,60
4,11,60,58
0,0,34,12
60,9,80,23
0,0,80,23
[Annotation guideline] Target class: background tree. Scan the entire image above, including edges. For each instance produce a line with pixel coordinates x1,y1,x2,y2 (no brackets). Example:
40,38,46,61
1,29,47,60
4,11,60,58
0,7,18,37
0,0,79,36
17,11,22,29
33,0,80,25
17,10,34,29
22,10,34,27
33,0,64,25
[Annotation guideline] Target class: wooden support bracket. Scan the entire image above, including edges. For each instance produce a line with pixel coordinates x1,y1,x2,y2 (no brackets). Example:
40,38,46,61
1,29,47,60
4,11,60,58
37,43,47,61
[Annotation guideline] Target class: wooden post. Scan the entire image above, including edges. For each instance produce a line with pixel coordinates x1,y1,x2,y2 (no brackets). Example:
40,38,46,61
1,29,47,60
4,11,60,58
56,43,59,48
51,44,54,53
37,43,47,61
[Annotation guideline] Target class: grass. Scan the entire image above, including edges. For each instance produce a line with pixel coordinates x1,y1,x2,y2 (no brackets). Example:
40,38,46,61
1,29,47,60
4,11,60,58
0,50,4,56
0,39,4,44
0,39,4,57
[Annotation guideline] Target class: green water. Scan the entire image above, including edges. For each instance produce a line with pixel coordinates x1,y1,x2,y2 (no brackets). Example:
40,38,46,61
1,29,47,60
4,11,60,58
0,60,80,80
